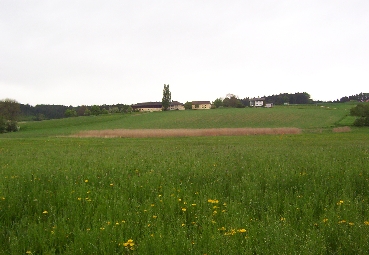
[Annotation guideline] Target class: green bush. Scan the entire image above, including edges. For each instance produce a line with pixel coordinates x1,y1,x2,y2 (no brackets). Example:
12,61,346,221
350,103,369,126
0,117,5,133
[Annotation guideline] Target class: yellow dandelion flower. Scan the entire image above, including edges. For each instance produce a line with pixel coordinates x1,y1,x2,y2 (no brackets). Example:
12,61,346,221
238,229,247,233
110,183,113,186
42,211,48,214
153,215,157,219
26,251,32,254
182,208,187,212
349,222,354,226
84,179,88,183
123,239,135,250
323,218,328,223
191,204,196,206
280,217,286,221
364,221,369,225
337,200,344,205
181,223,185,227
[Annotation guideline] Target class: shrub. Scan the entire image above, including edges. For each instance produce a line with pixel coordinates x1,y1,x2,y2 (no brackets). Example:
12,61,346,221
350,103,369,126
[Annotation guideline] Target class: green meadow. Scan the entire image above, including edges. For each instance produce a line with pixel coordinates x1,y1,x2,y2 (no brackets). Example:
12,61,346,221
1,104,369,254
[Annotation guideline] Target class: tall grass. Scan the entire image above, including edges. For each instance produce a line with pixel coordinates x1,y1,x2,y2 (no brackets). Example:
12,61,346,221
72,127,301,138
1,132,369,254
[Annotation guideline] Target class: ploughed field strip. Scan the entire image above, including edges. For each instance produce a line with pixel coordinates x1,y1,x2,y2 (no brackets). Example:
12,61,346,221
71,127,301,138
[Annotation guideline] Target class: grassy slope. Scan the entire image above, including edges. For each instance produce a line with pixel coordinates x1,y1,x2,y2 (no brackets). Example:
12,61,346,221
3,103,355,138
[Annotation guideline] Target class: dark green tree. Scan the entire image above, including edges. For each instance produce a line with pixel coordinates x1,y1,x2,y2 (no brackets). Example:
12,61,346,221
184,101,192,110
212,98,223,108
90,105,101,116
350,103,369,126
0,98,20,133
65,109,77,117
162,84,171,111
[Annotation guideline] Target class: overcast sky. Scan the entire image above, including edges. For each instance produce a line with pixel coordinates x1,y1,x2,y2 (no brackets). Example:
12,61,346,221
1,1,368,106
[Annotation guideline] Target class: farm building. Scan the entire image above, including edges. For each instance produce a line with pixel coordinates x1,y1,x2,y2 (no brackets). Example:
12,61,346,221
131,102,162,112
265,103,274,108
192,101,211,110
250,98,265,107
132,101,185,112
169,101,185,110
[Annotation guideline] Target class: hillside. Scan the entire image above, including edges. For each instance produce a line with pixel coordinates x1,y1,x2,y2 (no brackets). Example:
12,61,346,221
1,103,356,138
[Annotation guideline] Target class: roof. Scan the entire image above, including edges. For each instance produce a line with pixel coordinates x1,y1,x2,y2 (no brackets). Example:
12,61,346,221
170,101,184,106
132,102,162,108
250,98,265,101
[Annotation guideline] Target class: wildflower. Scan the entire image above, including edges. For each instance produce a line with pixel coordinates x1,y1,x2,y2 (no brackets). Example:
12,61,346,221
84,179,88,183
208,199,219,204
182,208,187,212
77,197,82,201
338,220,346,224
364,221,369,225
191,204,196,206
337,200,344,205
42,211,48,214
323,218,328,223
110,183,113,186
218,227,226,231
26,251,32,254
238,229,247,233
123,239,135,250
280,217,285,221
224,229,236,236
152,215,157,219
181,223,185,227
349,222,354,226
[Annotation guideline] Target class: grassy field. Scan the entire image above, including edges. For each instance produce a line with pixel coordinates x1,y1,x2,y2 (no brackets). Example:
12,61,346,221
3,103,355,138
1,104,369,254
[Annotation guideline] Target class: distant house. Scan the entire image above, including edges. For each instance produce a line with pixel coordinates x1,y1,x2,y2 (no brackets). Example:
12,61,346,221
132,101,185,112
192,101,211,110
131,102,162,112
265,103,274,108
250,98,265,107
170,101,185,110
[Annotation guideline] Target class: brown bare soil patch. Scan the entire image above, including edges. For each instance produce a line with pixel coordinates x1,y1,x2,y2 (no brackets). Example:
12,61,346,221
332,126,351,133
71,128,301,138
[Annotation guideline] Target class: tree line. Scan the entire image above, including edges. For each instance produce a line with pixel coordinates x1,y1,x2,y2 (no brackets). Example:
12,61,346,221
18,103,133,121
211,92,312,108
335,93,369,103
